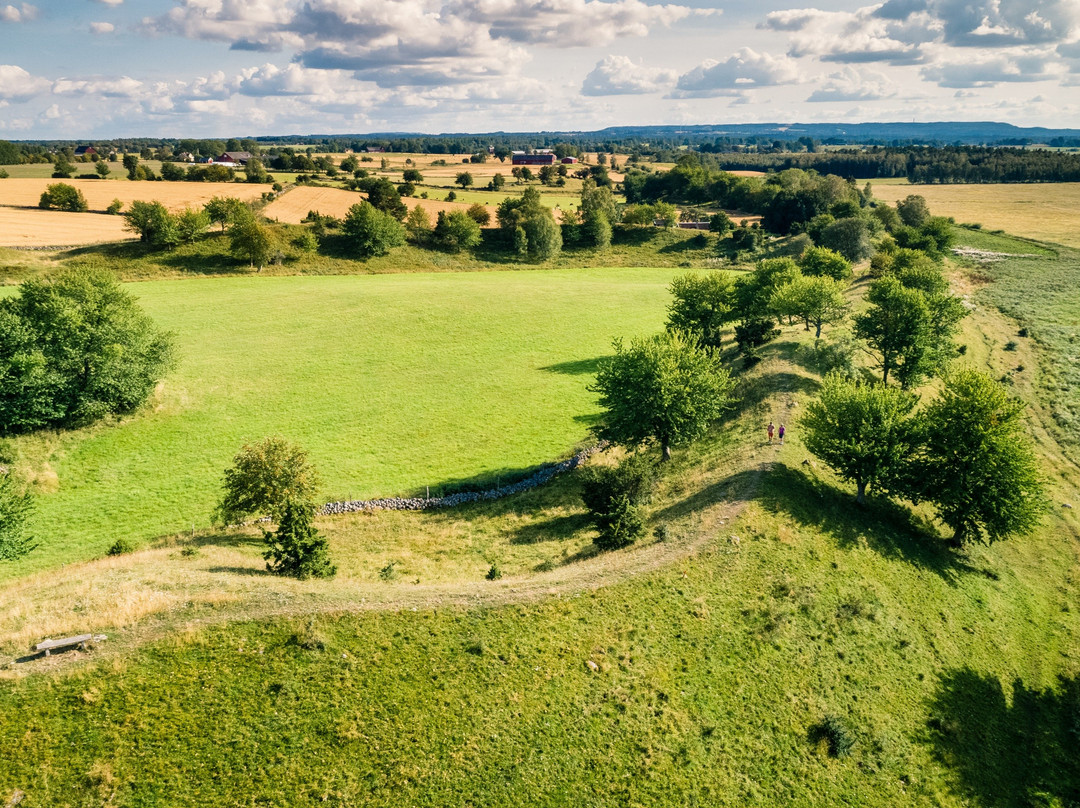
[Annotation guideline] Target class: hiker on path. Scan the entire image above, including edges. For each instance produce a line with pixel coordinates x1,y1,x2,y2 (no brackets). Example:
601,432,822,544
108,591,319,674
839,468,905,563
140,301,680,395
778,424,786,445
767,422,775,444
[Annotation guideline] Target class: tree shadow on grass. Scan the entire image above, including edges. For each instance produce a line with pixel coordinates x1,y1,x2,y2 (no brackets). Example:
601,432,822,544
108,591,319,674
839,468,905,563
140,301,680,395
191,530,266,550
207,565,270,577
511,512,591,545
926,668,1080,807
760,463,978,582
539,356,609,376
726,370,820,421
658,233,709,253
650,468,762,524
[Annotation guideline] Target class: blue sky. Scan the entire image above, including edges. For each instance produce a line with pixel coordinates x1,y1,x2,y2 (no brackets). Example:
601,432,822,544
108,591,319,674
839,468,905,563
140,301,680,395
1,0,1078,138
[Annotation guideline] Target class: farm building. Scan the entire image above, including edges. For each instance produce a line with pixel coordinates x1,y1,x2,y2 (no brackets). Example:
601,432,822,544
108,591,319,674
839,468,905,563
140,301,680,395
74,146,97,157
561,156,578,164
512,151,556,166
215,151,253,166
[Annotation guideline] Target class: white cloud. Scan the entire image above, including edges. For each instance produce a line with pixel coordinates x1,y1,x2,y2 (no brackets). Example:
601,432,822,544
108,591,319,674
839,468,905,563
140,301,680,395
53,75,144,97
807,67,895,102
96,0,124,5
581,55,677,95
922,54,1059,87
0,3,37,22
0,64,49,101
672,48,800,97
89,21,115,34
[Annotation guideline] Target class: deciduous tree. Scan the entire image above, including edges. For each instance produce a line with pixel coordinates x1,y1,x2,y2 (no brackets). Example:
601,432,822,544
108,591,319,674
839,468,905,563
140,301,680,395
217,437,320,524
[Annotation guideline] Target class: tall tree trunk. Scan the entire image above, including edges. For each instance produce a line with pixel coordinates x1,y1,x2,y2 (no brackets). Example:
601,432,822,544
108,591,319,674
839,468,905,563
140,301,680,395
815,321,823,339
661,438,671,462
856,480,867,505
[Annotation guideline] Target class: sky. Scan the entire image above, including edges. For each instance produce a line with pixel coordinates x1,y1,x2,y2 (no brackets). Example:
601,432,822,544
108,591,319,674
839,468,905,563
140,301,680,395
1,0,1078,138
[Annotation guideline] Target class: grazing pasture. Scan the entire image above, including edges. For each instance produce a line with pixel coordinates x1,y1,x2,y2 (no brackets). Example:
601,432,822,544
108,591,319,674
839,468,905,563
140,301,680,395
870,181,1080,248
3,268,681,575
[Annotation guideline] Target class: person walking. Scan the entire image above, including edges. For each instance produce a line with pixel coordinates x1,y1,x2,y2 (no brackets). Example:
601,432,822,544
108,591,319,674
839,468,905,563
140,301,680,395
778,424,786,445
767,422,775,444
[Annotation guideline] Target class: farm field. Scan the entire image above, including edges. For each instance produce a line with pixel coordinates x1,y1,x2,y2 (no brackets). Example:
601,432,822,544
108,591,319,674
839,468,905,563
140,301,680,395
1,268,681,576
0,177,265,213
870,180,1080,248
0,207,132,247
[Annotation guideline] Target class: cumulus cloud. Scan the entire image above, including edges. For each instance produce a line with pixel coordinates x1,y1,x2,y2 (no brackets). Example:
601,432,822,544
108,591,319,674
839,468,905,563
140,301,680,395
762,6,928,64
53,75,144,97
0,64,49,101
95,0,124,5
806,67,894,101
922,54,1058,87
89,21,114,33
0,3,37,22
672,48,800,97
932,0,1080,47
140,0,702,87
581,55,677,95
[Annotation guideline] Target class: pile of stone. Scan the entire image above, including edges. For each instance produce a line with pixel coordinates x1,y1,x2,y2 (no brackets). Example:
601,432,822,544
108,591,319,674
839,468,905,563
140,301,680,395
319,444,605,515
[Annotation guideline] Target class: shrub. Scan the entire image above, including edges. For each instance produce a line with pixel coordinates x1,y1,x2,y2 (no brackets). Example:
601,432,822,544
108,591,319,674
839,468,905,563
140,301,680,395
809,715,856,758
38,183,88,212
289,620,327,651
485,563,502,580
124,200,178,249
466,203,491,226
292,230,319,253
106,538,135,556
1004,340,1018,352
342,201,406,258
0,471,36,561
433,210,482,252
105,198,123,215
379,561,399,581
580,453,657,550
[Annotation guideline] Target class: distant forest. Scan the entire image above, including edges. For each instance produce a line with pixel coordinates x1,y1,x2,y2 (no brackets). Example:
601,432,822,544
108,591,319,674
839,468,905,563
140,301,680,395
4,126,1080,184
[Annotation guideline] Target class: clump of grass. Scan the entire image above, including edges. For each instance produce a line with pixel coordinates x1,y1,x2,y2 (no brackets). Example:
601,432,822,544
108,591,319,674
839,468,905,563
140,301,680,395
288,620,327,652
534,559,556,573
809,714,856,758
180,546,200,558
653,525,669,542
1004,340,1019,351
378,561,399,582
106,538,134,557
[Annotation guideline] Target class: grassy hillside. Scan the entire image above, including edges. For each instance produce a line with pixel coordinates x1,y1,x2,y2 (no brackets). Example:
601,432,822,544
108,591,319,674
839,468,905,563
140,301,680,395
2,268,683,576
1,326,1077,806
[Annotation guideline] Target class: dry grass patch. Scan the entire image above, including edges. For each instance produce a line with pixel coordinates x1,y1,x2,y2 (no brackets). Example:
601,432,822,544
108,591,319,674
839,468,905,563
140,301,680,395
0,207,132,248
870,181,1080,248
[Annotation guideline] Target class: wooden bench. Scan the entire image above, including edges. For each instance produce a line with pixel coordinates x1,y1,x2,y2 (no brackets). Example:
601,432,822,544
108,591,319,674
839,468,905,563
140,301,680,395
34,633,93,657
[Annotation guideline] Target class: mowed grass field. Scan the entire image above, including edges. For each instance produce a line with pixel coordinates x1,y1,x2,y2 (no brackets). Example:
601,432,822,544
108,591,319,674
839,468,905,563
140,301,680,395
3,268,681,576
870,180,1080,248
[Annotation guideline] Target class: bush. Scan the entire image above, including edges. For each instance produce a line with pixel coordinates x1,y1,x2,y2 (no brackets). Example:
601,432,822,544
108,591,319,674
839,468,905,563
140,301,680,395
38,183,88,212
105,198,123,215
485,563,502,581
466,203,491,226
809,715,856,758
106,538,135,556
379,561,399,581
0,471,36,561
580,453,657,550
263,499,336,580
124,200,178,249
433,210,482,252
342,201,406,258
292,230,319,252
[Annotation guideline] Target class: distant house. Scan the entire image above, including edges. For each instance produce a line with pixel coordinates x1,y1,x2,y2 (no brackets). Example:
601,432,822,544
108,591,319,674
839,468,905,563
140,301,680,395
74,146,97,157
512,151,556,166
561,156,578,164
215,151,253,166
177,152,195,163
366,146,386,153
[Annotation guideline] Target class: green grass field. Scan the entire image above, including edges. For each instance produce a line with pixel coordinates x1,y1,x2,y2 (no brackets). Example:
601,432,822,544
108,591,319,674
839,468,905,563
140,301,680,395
3,268,682,576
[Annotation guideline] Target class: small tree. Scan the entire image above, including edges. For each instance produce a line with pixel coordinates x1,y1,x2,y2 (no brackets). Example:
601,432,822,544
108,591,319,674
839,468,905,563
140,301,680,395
229,210,274,270
204,196,246,233
160,161,185,181
455,171,473,188
580,453,657,550
709,211,733,236
217,437,320,524
124,200,178,248
854,276,933,387
343,201,406,258
404,205,432,244
465,202,490,226
800,374,918,504
263,499,336,579
244,158,269,183
122,153,139,180
433,210,482,252
402,168,423,183
820,217,873,263
666,271,737,349
896,195,931,228
95,161,111,179
175,208,210,243
799,246,852,280
771,275,848,339
489,173,505,191
0,471,37,561
906,370,1047,546
38,183,88,212
591,330,734,461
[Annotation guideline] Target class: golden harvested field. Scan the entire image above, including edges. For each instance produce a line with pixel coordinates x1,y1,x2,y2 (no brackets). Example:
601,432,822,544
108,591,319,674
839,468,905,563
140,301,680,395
264,184,502,226
0,178,266,213
870,181,1080,247
0,207,133,247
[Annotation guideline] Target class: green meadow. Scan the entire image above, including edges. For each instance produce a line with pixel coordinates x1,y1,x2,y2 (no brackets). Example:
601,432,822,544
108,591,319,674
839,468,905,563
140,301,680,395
4,268,681,575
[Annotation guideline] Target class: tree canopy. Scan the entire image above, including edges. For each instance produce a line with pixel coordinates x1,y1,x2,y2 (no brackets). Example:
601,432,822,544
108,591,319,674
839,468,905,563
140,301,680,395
591,330,734,461
343,201,407,258
666,271,737,349
217,437,320,524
